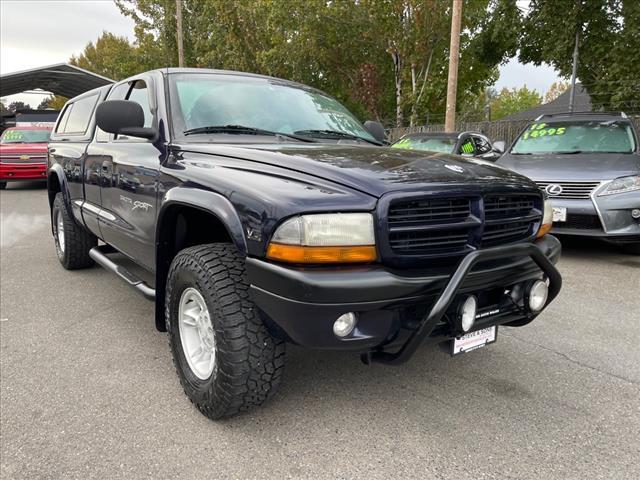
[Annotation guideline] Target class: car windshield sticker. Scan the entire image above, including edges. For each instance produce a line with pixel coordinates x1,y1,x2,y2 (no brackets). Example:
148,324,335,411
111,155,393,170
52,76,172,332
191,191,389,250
461,140,474,154
2,131,24,141
391,138,414,149
522,123,566,140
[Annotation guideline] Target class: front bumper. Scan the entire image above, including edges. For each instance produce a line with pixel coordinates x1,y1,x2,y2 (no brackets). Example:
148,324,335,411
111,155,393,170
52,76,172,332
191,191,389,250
549,189,640,239
0,162,47,181
247,235,562,361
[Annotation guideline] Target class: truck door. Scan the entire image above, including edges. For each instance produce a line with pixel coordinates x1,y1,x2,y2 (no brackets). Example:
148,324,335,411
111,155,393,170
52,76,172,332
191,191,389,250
86,77,163,270
48,91,102,235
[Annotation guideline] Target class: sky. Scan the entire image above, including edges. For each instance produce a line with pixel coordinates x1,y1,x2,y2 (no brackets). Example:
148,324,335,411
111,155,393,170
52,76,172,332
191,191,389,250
1,0,560,107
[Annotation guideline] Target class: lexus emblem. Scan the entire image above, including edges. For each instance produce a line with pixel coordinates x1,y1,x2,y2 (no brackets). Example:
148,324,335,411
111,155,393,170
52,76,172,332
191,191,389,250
445,164,464,173
545,184,563,196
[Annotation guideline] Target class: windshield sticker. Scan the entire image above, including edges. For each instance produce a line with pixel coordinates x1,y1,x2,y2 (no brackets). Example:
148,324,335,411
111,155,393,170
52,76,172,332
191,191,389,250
2,131,23,141
392,138,414,149
461,141,474,154
522,126,566,140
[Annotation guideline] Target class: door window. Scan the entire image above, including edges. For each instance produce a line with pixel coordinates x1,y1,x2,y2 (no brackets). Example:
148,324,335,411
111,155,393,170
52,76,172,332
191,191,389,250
127,81,152,128
57,94,99,135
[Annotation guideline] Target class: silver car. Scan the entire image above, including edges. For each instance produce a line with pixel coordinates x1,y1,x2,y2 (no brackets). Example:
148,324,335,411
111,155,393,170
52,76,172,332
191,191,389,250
498,112,640,253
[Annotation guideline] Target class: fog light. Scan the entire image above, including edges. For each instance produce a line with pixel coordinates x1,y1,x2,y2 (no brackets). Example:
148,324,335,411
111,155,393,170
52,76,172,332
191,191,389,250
527,280,549,312
333,312,357,337
459,295,477,332
631,209,640,219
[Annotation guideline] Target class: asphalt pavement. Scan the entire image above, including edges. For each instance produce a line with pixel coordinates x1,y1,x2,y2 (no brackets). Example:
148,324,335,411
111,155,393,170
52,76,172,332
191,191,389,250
1,181,639,480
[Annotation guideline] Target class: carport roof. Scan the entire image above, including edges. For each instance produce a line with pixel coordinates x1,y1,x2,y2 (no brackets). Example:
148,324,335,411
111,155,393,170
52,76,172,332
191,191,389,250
0,63,113,98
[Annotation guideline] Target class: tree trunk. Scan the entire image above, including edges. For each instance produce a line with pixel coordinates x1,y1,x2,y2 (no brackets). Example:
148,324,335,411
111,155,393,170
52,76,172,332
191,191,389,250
410,47,435,126
392,50,403,128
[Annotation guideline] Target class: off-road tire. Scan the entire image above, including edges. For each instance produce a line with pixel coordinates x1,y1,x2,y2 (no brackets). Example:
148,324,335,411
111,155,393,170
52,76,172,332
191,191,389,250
165,243,285,419
52,192,97,269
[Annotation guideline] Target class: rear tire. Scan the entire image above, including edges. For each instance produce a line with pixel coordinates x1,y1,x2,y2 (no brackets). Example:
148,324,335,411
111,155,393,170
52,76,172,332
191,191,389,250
165,243,285,419
52,192,97,269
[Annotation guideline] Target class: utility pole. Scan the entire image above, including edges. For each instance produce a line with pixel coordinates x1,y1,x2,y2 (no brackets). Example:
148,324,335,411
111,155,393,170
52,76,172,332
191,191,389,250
569,28,579,112
445,0,462,132
176,0,184,68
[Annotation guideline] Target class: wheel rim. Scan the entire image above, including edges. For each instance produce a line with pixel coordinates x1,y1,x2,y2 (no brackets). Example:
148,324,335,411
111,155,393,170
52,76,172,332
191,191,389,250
56,211,65,253
178,287,216,380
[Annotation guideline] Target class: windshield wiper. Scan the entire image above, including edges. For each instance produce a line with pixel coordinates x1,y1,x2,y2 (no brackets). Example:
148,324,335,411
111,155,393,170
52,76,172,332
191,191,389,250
294,129,382,146
183,125,316,143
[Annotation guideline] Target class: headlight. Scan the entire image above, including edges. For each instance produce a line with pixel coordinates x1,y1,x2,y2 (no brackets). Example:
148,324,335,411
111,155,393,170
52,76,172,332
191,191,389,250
266,213,377,264
536,197,553,238
598,175,640,196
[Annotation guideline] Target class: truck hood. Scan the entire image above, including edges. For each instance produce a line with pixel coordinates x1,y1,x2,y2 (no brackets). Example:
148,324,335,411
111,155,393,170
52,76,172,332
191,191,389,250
498,152,640,182
178,143,536,197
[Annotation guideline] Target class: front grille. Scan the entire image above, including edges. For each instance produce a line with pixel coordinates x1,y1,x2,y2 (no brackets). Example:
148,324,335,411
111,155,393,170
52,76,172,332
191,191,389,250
482,194,539,246
535,181,600,199
388,197,473,255
559,214,602,230
0,154,47,164
385,193,541,259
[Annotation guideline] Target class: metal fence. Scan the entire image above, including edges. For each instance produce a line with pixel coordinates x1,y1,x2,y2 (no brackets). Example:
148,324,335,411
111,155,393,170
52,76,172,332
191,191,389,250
388,115,640,145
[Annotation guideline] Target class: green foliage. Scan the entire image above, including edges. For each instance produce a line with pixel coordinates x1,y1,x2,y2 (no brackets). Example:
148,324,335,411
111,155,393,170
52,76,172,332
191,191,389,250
37,95,69,110
490,86,542,120
519,0,639,112
73,0,523,125
7,101,32,112
70,32,144,80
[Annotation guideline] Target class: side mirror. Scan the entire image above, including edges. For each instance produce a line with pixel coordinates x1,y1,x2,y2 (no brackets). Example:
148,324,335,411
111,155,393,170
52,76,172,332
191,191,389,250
492,140,505,154
363,120,386,143
95,100,157,140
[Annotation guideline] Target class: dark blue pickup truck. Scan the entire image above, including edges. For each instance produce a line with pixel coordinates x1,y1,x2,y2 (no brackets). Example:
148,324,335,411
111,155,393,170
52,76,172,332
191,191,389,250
47,68,561,419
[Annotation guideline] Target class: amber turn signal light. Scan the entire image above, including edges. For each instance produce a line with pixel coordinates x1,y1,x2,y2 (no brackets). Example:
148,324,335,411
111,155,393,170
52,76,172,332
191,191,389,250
536,222,552,238
266,243,377,264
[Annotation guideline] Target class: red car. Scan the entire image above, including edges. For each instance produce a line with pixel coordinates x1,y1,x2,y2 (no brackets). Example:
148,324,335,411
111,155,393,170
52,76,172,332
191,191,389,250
0,126,52,189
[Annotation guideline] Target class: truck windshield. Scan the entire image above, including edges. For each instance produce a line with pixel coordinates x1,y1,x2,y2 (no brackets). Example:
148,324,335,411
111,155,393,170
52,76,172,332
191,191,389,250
169,73,375,143
511,120,636,154
0,129,51,144
392,136,455,153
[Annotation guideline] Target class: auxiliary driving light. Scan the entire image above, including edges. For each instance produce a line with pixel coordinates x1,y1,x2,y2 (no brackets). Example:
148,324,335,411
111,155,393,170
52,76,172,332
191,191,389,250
333,312,357,337
459,295,478,332
527,280,549,312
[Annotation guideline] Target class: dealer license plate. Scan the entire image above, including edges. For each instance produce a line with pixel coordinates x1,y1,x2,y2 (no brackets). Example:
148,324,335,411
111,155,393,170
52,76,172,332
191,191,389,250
452,326,497,355
552,206,567,222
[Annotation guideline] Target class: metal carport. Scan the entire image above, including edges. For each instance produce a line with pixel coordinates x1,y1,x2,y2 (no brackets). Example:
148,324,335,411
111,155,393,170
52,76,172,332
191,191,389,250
0,63,113,98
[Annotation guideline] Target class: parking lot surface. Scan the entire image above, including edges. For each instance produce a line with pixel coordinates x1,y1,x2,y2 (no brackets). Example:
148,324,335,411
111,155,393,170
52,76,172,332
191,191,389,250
1,182,639,479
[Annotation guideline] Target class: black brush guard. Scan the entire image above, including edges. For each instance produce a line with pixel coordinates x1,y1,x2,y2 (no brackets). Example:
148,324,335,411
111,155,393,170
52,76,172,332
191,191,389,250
369,242,562,365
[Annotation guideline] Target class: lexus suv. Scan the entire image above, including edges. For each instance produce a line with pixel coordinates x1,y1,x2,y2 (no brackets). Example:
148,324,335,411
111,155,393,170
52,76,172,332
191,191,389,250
498,112,640,253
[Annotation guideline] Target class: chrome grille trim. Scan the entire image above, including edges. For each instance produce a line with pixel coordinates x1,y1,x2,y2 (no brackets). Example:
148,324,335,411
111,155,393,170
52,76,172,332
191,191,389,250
535,181,601,199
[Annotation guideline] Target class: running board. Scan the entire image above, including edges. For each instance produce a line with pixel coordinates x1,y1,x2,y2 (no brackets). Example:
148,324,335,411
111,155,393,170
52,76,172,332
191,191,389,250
89,245,155,300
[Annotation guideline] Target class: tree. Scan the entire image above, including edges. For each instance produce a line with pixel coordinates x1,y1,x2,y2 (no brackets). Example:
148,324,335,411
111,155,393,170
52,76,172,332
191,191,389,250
490,86,541,120
37,95,68,110
70,32,144,80
544,81,569,103
519,0,639,113
108,0,524,126
8,101,32,112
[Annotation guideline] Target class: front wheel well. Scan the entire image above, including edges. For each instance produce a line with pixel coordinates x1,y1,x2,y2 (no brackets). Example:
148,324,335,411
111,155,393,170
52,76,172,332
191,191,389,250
155,205,235,331
47,172,61,208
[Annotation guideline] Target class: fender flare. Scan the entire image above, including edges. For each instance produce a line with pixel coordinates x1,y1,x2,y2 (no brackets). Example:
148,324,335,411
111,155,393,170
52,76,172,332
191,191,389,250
156,187,247,255
47,164,75,233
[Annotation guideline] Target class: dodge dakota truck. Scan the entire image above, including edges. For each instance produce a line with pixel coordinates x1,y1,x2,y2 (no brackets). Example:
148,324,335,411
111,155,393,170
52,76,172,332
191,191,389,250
47,68,562,420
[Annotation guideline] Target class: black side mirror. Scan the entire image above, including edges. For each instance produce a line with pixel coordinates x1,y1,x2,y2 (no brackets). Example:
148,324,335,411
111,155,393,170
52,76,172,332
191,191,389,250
363,120,386,143
95,100,157,140
492,140,505,154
